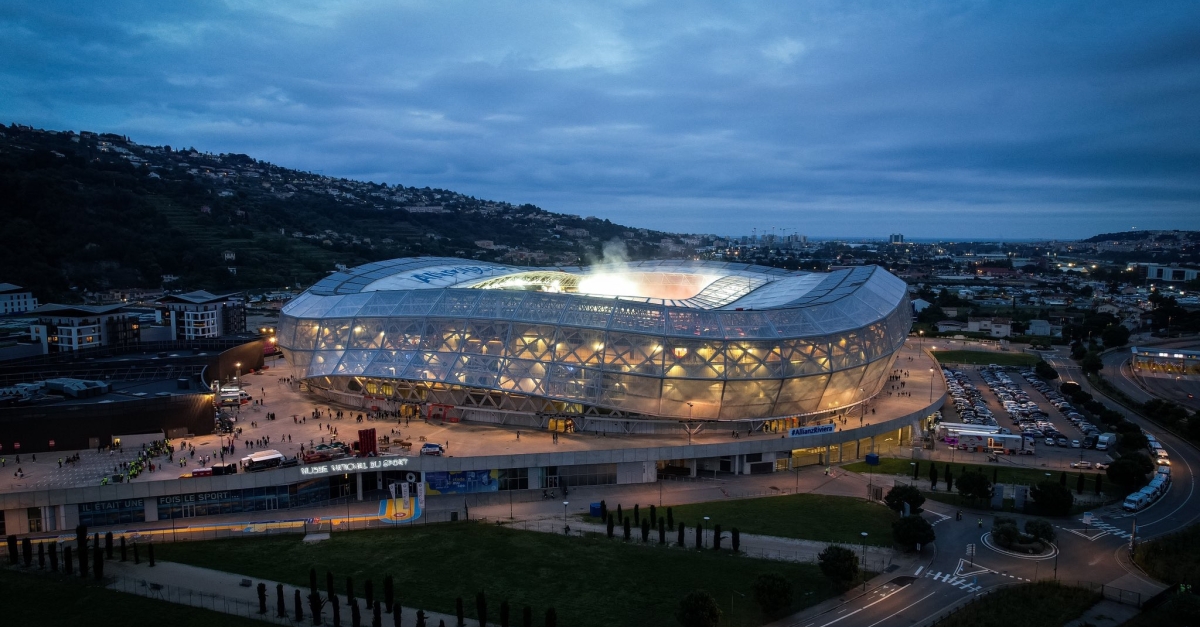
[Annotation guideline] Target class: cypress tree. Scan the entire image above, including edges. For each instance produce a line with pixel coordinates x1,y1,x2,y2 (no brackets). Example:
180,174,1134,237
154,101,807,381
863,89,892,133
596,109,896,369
22,537,32,567
1095,474,1103,495
416,610,427,627
105,532,114,559
373,601,383,627
347,576,356,604
329,571,337,603
599,500,607,522
148,543,155,567
912,461,920,479
929,463,938,490
351,599,361,627
667,507,674,528
64,546,73,575
606,514,614,538
6,535,17,564
616,504,623,523
278,583,288,618
119,536,127,562
49,541,58,571
475,591,487,627
623,517,631,541
695,522,703,549
945,468,954,492
258,583,268,614
456,597,465,627
1077,473,1085,495
713,524,722,550
522,606,532,627
500,599,510,627
641,518,650,542
38,541,45,569
76,525,88,576
545,608,557,627
391,602,399,627
295,589,305,622
366,580,375,609
92,543,103,579
649,505,657,524
634,504,640,526
658,517,666,544
384,574,395,612
332,593,342,627
1060,471,1067,487
731,528,740,552
677,522,685,546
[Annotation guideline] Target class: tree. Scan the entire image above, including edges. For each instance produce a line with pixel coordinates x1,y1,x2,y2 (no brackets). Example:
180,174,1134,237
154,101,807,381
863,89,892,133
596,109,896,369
456,597,464,627
912,461,920,479
675,590,722,627
22,537,31,567
634,504,640,526
105,531,114,559
278,584,288,618
373,601,383,627
713,524,722,550
522,605,532,627
6,535,15,565
49,542,58,572
1081,352,1104,374
929,463,939,490
678,522,685,547
384,574,395,612
818,545,859,590
92,543,103,579
258,583,268,615
366,579,375,609
544,607,557,627
641,518,650,542
1025,519,1056,544
731,528,740,553
332,595,342,627
500,599,510,627
883,485,925,514
1030,481,1074,516
892,516,936,550
956,471,993,504
295,589,305,622
1118,432,1149,455
1095,474,1104,495
991,517,1021,548
606,514,614,539
76,525,88,578
599,500,607,523
667,507,674,529
658,517,666,545
752,573,793,619
695,522,703,549
416,610,426,627
1060,471,1068,487
616,504,623,523
1035,360,1059,381
1076,473,1085,495
1102,324,1131,348
623,517,631,541
649,505,657,525
1107,457,1151,492
37,541,44,569
945,467,954,492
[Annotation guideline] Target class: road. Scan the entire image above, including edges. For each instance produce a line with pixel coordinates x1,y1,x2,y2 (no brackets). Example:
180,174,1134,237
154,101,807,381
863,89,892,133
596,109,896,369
778,344,1200,627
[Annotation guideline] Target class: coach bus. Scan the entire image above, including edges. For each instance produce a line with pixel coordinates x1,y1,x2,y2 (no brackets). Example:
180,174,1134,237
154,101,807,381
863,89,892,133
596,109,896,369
242,450,284,472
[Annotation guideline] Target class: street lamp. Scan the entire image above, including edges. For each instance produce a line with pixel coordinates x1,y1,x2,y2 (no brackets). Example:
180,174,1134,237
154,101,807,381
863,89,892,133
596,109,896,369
235,362,242,388
919,329,924,350
928,367,935,403
703,516,710,548
686,403,694,445
861,532,869,590
562,500,569,521
859,388,865,426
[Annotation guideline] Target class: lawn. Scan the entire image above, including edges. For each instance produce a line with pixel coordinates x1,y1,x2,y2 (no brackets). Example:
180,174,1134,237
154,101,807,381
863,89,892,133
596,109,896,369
0,568,269,627
1123,591,1200,627
932,350,1040,367
1135,523,1200,586
933,581,1098,627
155,523,838,627
662,494,897,546
844,457,1113,493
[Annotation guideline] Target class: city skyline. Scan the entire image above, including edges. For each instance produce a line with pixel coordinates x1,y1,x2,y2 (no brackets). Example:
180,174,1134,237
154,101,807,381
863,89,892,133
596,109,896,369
2,1,1198,239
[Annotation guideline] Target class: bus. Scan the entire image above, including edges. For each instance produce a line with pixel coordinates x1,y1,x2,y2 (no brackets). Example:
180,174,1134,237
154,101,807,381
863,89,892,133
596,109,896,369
241,450,284,472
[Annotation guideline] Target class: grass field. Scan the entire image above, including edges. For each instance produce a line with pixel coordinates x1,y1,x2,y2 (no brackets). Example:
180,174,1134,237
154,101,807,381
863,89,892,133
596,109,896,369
155,523,838,627
845,457,1108,489
1123,591,1200,627
0,568,268,627
659,494,897,546
933,582,1098,627
1135,523,1200,586
932,350,1040,366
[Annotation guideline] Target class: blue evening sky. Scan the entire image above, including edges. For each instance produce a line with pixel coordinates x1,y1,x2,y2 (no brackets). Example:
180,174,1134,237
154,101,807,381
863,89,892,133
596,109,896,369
2,1,1198,239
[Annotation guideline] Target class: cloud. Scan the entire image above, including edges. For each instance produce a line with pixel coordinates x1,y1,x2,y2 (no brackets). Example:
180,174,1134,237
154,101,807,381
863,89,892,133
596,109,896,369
0,1,1197,239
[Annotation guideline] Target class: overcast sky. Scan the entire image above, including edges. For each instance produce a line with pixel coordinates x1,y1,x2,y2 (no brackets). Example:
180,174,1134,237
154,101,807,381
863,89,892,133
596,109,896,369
3,1,1199,239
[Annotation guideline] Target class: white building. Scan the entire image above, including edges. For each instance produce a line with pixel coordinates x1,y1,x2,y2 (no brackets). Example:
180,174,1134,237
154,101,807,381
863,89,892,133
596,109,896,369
156,291,246,340
967,317,1013,338
0,283,38,314
27,304,140,353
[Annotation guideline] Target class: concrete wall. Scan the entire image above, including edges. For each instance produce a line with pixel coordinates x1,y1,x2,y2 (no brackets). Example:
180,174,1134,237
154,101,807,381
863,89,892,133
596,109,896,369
0,393,945,536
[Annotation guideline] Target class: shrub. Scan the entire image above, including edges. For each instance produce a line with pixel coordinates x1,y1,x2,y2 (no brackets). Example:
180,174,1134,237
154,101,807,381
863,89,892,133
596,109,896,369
752,573,793,618
675,590,721,627
817,545,859,590
893,515,936,550
1025,519,1056,543
1030,481,1074,516
883,485,925,514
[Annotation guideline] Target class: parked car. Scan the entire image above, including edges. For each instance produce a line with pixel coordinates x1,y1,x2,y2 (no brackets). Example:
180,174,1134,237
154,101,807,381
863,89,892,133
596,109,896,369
1094,462,1109,470
1070,461,1092,469
420,443,446,456
1071,439,1081,448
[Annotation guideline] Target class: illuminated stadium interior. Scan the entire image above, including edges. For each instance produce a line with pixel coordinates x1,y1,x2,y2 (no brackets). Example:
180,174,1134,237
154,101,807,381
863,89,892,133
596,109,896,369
277,258,912,426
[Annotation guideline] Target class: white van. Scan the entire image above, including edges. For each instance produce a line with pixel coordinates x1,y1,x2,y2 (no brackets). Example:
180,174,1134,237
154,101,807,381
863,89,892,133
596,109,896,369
1122,493,1150,512
1157,465,1171,477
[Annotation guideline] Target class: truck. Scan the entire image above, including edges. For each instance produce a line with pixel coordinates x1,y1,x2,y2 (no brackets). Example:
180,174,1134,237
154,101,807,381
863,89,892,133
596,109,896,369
1122,492,1150,512
1096,433,1117,451
955,431,1024,453
1082,434,1099,449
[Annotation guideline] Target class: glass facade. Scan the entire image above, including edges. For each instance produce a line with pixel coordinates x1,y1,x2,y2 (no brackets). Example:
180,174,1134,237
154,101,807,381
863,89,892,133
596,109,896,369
156,478,330,520
78,498,147,527
279,258,912,420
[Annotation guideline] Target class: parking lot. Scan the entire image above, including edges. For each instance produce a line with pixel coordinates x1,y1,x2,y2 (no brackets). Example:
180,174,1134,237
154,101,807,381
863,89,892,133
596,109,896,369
929,365,1115,471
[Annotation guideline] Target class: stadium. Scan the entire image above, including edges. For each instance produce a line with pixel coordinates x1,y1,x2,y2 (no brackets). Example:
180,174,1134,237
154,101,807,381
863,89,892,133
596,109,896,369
276,258,911,431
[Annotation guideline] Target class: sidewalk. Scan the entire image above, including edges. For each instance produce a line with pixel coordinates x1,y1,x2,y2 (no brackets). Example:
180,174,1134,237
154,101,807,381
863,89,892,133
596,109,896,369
106,559,472,626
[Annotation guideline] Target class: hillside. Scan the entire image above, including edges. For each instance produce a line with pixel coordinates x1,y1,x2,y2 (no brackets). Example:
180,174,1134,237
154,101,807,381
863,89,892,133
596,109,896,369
0,124,675,300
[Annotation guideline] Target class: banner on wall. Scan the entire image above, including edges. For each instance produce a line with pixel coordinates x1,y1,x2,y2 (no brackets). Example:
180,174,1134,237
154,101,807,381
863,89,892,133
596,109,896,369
417,481,425,509
423,469,500,495
788,424,837,438
401,481,410,510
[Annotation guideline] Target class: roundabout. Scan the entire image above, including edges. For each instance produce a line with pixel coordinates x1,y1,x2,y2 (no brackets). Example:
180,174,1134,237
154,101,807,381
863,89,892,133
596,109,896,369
981,531,1059,560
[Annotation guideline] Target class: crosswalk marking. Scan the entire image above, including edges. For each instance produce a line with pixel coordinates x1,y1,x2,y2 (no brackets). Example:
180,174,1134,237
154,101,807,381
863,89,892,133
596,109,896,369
922,570,983,592
1076,519,1132,539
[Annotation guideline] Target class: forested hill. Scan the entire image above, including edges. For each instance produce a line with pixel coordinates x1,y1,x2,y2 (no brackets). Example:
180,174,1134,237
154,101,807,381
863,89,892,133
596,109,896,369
0,124,672,300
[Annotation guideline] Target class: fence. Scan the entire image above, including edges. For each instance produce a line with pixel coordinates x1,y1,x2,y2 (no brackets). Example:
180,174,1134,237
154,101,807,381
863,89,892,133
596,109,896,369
925,579,1142,626
493,518,892,572
112,575,299,625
